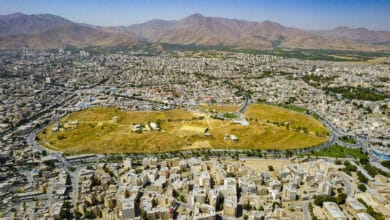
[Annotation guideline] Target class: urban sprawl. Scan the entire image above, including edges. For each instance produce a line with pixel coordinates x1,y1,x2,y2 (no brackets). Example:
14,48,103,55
0,48,389,220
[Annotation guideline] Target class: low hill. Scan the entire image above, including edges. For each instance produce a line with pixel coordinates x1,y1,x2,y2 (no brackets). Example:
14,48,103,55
37,104,329,154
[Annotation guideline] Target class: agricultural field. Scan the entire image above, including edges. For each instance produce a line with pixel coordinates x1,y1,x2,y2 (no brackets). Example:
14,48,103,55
37,104,330,154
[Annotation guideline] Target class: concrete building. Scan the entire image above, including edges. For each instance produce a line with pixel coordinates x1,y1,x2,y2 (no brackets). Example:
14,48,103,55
346,197,366,218
223,196,237,217
193,204,216,220
123,158,132,169
120,198,135,220
283,185,297,201
318,180,333,196
356,212,375,220
323,202,347,220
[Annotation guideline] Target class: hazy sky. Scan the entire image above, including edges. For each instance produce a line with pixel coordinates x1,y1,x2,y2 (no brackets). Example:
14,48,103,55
1,0,389,30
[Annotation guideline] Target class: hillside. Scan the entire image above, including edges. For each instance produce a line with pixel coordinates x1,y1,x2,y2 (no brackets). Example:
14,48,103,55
37,105,329,154
317,26,390,45
0,13,137,49
1,12,389,51
123,13,390,51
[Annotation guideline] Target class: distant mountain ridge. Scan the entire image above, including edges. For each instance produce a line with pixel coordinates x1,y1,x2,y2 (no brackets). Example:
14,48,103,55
121,13,390,51
0,12,389,51
316,26,390,45
0,13,137,49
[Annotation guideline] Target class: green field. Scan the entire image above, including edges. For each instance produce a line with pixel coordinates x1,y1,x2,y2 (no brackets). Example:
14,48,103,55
338,136,357,144
307,144,368,159
37,104,330,154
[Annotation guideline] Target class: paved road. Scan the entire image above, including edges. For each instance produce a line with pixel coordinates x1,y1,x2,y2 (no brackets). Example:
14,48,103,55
318,115,365,149
236,93,251,114
27,130,42,152
18,79,118,212
350,161,375,181
47,179,53,205
70,169,79,210
27,130,80,209
22,170,36,190
233,93,347,155
302,202,311,220
335,139,362,148
371,161,390,173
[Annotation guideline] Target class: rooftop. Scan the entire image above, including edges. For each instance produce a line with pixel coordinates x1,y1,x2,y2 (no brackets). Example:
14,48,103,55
346,197,366,211
323,202,346,219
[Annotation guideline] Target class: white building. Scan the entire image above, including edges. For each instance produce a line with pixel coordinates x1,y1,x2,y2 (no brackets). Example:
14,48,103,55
123,158,132,169
318,180,333,196
120,198,135,219
323,202,347,220
223,196,237,217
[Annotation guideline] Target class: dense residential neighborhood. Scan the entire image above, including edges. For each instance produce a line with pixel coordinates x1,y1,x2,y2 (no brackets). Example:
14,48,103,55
0,47,388,219
2,0,390,218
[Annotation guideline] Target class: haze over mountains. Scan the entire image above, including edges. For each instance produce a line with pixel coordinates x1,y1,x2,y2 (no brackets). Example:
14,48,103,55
0,13,136,49
1,12,390,51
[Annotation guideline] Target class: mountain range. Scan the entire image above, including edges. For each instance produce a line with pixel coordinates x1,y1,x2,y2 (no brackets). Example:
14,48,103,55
0,13,136,49
1,12,390,51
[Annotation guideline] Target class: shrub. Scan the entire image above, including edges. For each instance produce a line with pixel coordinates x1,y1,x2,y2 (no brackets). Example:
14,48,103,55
358,183,367,192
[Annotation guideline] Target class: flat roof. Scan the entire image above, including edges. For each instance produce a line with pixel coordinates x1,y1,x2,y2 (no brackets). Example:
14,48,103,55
357,212,375,220
121,198,135,209
224,196,237,207
323,202,346,219
346,197,366,211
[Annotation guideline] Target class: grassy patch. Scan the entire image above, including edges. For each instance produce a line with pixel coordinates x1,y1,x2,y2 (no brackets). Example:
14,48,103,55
223,112,238,119
247,104,328,136
338,136,357,144
279,104,321,120
199,104,238,113
357,198,386,220
279,104,307,113
324,86,389,101
381,161,390,169
307,144,368,159
363,164,390,177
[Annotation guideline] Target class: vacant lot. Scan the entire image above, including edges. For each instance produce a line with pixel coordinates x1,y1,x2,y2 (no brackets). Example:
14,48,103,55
38,104,329,154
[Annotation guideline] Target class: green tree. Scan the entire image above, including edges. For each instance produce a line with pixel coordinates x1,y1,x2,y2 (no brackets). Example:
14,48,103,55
358,183,367,192
141,210,148,220
314,196,324,207
359,157,369,165
336,193,347,205
381,160,390,169
357,171,368,184
243,201,252,210
84,210,96,219
285,150,293,158
74,209,82,219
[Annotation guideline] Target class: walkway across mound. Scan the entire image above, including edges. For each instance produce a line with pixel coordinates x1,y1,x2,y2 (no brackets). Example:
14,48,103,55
37,104,330,154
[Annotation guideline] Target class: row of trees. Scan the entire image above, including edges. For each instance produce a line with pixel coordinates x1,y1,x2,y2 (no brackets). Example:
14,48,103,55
313,193,347,207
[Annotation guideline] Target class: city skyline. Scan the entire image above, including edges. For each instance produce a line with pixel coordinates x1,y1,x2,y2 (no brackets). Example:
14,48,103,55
1,0,390,31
